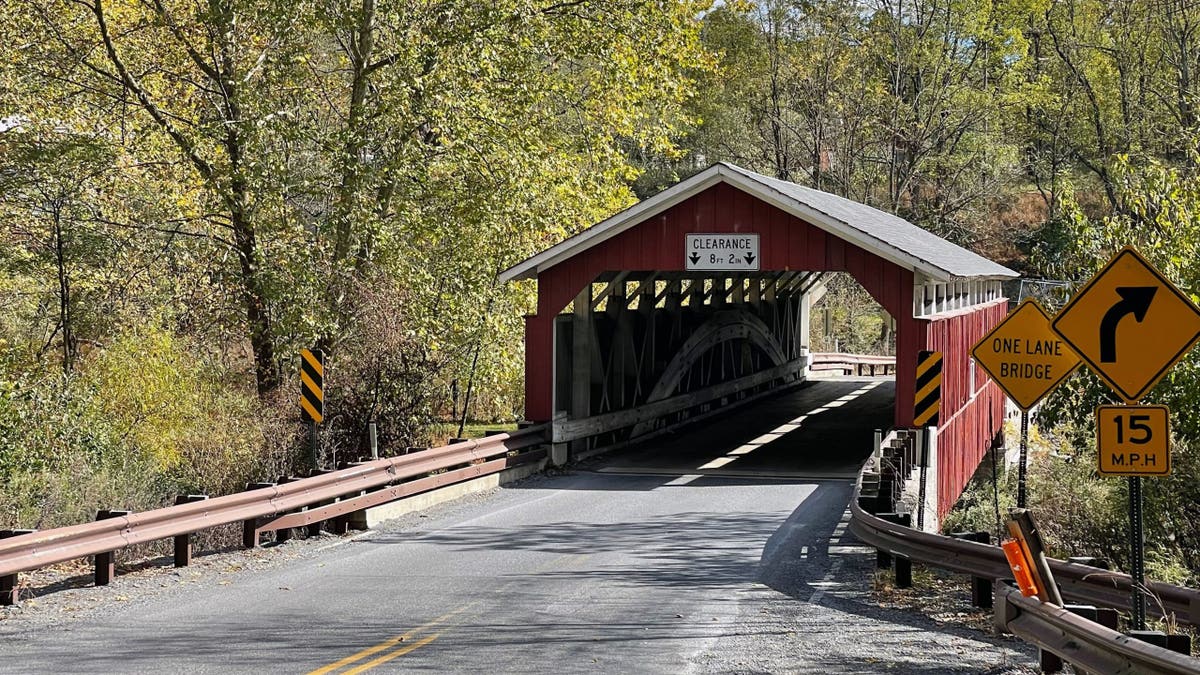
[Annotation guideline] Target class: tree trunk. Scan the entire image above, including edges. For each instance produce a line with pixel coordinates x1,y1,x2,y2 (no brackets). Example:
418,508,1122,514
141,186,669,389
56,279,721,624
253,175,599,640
52,202,75,374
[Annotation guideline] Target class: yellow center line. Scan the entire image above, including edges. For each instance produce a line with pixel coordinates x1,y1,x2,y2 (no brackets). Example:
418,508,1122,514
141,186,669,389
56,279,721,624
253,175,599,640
305,605,472,675
309,553,588,674
341,634,440,675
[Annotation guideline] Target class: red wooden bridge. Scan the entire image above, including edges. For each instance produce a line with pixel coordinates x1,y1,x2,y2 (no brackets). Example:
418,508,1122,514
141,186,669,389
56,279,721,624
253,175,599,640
500,163,1017,523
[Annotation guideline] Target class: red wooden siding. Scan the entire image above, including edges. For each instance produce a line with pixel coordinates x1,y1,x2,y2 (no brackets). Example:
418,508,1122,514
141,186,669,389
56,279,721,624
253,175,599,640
921,301,1009,517
524,182,920,423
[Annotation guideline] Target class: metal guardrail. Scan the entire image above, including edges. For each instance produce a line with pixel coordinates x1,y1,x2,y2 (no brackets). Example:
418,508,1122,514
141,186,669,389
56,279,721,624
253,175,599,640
995,582,1200,674
849,465,1200,626
0,426,548,600
810,352,896,376
849,455,1200,672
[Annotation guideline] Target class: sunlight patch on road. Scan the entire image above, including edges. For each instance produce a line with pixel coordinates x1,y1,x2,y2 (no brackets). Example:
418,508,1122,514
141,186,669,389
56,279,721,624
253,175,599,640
694,380,884,472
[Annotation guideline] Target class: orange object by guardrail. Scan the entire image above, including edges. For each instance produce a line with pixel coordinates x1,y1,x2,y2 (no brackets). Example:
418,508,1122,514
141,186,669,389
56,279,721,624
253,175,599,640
1002,538,1040,597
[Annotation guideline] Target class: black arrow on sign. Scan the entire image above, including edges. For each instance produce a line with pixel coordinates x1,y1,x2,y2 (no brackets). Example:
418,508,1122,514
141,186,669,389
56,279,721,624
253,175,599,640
744,252,756,265
689,252,701,265
1099,286,1158,363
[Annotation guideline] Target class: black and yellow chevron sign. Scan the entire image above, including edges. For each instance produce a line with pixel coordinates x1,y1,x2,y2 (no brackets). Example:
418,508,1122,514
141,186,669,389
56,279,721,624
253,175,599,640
300,348,324,424
914,350,942,427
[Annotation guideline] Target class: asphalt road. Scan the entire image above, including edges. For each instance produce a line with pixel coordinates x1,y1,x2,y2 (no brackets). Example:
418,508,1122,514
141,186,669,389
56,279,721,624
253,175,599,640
0,379,1033,673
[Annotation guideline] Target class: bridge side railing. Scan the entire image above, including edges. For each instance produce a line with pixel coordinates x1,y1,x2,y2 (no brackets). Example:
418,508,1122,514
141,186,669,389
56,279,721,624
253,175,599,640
552,351,894,455
810,352,896,376
552,357,807,451
850,451,1200,672
0,426,548,604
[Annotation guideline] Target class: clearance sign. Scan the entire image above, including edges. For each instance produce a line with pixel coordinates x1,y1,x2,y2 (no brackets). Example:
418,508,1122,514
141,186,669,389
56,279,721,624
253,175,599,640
971,299,1080,411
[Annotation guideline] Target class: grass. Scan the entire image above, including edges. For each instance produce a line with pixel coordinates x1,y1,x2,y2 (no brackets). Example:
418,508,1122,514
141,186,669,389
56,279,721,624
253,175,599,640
427,421,520,445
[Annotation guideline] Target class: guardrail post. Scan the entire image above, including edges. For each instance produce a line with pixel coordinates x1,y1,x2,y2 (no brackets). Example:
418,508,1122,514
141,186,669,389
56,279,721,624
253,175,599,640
858,470,880,515
873,429,882,468
1094,607,1119,630
0,529,35,605
876,513,912,587
93,510,130,586
1058,602,1126,670
876,465,896,514
332,462,368,534
894,553,912,589
306,470,335,536
885,512,913,589
950,531,993,609
274,476,304,542
1039,647,1063,673
172,495,209,567
1166,634,1192,656
1129,630,1192,656
993,581,1017,634
242,482,276,548
242,519,259,549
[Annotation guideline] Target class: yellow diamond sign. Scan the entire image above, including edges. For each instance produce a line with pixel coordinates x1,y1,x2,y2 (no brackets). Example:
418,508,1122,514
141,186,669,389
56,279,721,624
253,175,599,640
972,299,1081,410
1052,247,1200,403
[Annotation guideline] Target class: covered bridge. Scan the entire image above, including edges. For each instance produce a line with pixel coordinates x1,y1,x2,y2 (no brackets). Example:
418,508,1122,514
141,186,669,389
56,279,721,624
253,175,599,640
501,163,1018,517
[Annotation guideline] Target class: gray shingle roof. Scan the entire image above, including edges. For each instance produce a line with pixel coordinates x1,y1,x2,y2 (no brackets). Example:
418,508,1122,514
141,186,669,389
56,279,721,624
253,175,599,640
720,163,1017,280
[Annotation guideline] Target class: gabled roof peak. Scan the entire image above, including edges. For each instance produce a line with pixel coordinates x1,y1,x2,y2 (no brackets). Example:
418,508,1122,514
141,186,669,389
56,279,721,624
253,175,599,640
500,163,1016,283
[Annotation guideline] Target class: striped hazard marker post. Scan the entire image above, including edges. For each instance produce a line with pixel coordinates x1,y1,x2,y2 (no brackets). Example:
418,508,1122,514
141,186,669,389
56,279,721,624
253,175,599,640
912,350,942,530
300,348,324,467
914,350,942,427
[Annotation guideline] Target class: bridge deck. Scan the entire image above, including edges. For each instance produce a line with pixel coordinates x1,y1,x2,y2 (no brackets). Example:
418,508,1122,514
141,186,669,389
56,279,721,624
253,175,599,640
597,378,895,480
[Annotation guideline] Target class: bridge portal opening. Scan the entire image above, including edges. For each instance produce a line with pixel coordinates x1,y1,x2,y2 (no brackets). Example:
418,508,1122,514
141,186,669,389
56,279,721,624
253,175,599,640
552,270,832,451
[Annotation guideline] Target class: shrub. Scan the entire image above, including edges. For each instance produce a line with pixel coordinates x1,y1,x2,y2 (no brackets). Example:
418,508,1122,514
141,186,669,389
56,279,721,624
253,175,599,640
0,325,297,533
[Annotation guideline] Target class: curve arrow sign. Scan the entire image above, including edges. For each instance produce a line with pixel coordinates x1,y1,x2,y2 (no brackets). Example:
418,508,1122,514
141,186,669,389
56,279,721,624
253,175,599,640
1099,286,1157,363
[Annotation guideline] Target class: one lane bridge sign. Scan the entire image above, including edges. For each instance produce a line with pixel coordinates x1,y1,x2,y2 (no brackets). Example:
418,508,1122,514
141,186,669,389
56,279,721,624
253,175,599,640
1051,246,1200,402
971,299,1080,411
685,233,760,271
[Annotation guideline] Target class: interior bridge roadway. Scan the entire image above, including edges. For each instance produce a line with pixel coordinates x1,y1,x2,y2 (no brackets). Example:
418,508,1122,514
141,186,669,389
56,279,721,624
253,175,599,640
0,379,1032,674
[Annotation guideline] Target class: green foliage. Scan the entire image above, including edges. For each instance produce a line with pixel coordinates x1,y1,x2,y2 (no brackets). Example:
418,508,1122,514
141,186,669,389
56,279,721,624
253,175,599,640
651,0,1039,248
810,276,895,355
947,419,1200,586
940,442,1013,538
0,0,712,528
1037,148,1200,437
0,325,291,529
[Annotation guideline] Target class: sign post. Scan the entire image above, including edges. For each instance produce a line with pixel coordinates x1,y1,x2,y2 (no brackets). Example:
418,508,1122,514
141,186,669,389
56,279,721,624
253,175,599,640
971,299,1080,508
1052,246,1200,630
1128,474,1147,630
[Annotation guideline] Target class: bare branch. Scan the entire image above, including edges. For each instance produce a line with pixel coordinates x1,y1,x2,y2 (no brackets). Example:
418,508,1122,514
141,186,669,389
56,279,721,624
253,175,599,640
89,0,218,185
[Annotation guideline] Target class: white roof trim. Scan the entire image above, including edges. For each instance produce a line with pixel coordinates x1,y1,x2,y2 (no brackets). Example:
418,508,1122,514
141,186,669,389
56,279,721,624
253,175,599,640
499,165,726,283
499,163,1013,284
